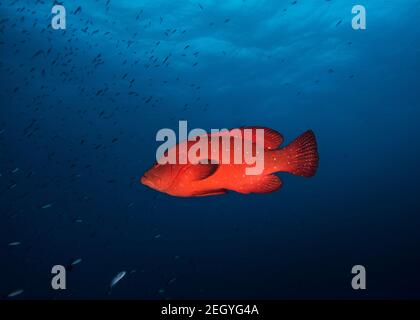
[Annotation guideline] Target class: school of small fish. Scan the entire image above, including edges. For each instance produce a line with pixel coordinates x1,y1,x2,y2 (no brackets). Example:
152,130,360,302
0,0,347,298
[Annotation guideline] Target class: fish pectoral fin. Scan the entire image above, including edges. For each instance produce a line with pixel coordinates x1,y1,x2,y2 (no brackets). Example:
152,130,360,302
236,175,282,194
191,189,227,197
181,162,219,181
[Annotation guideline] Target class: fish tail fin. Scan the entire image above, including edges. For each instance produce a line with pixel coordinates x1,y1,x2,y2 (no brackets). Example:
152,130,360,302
279,130,319,177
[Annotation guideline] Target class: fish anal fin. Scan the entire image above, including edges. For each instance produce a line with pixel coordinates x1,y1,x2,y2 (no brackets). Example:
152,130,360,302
236,175,282,194
192,189,227,197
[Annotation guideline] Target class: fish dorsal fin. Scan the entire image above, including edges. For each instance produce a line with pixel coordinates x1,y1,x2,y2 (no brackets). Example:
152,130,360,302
236,175,282,194
180,162,219,181
239,126,283,150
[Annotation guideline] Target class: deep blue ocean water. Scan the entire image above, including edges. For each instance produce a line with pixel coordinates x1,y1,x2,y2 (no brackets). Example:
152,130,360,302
1,0,419,299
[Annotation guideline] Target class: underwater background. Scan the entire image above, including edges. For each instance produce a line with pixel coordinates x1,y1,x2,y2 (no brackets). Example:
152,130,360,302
1,0,419,299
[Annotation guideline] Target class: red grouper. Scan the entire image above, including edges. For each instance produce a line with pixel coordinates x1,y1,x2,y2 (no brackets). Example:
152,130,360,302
141,127,319,197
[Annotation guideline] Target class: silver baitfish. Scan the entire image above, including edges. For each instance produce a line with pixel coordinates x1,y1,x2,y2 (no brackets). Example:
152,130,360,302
107,271,127,295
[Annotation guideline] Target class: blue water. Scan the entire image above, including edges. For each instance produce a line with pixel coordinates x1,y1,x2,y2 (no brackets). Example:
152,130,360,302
1,0,419,299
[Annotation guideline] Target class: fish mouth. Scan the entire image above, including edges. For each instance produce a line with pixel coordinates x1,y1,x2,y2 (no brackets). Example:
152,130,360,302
141,175,154,188
141,173,161,190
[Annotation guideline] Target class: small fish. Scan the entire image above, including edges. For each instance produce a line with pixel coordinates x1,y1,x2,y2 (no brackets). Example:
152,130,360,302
8,242,21,246
141,128,318,197
162,55,170,64
41,203,53,209
32,50,44,58
71,258,82,266
108,271,127,294
66,258,83,271
74,6,82,15
7,289,24,298
11,168,19,173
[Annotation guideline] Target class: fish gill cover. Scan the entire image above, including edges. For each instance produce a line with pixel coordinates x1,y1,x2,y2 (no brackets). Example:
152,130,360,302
0,0,419,299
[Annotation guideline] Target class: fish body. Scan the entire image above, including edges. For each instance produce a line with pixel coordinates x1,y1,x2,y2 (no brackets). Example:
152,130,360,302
110,271,126,287
7,289,24,298
71,258,82,266
41,203,53,209
107,271,126,295
66,258,82,271
141,127,318,197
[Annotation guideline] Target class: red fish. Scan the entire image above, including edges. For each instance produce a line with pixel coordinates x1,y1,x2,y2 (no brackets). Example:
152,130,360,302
141,127,318,197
